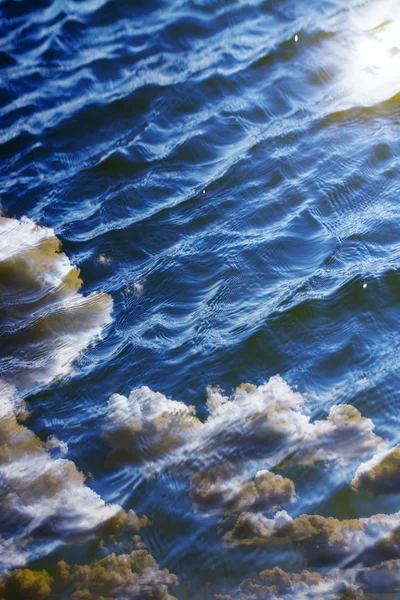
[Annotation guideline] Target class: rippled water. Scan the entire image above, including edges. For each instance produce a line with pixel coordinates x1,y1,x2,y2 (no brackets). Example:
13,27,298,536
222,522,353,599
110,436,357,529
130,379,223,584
1,0,400,598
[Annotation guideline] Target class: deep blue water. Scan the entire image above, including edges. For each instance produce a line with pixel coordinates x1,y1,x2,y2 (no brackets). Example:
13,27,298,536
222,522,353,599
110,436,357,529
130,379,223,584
1,0,400,598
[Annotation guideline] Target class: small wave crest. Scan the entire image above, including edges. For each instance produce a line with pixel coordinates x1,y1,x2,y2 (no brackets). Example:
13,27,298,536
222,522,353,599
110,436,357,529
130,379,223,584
0,216,120,569
0,216,113,389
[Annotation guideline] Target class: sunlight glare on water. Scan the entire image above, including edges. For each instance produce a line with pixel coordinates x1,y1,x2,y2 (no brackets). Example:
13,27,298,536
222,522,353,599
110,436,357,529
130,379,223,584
344,0,400,105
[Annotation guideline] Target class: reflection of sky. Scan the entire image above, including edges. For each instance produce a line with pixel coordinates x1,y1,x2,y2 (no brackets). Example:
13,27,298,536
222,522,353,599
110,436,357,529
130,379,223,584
344,1,400,105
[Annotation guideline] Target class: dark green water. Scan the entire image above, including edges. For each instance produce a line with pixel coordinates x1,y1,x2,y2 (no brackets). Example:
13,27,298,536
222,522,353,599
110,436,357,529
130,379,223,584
1,0,400,598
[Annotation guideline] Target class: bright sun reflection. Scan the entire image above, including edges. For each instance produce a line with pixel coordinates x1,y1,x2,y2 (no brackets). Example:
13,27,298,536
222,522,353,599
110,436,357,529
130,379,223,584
344,1,400,105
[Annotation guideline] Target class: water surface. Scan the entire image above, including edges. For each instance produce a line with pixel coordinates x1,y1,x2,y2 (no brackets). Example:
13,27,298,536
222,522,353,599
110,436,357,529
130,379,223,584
1,0,400,598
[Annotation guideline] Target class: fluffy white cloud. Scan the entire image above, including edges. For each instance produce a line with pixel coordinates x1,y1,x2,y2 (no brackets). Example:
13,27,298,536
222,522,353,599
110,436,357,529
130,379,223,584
0,382,145,569
105,378,384,472
0,537,177,600
190,469,296,516
352,445,400,495
0,216,112,388
215,566,366,600
224,508,400,567
103,387,201,467
56,543,179,600
104,377,385,519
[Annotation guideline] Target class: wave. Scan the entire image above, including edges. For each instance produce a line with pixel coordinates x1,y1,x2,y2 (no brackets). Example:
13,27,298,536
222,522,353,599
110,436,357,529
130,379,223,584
215,566,365,600
0,215,112,389
0,216,121,569
0,381,122,569
103,377,385,518
1,0,400,595
0,535,178,600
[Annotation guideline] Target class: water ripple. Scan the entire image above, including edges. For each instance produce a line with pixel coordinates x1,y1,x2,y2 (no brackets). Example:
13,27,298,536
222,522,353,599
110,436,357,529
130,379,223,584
1,0,400,596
